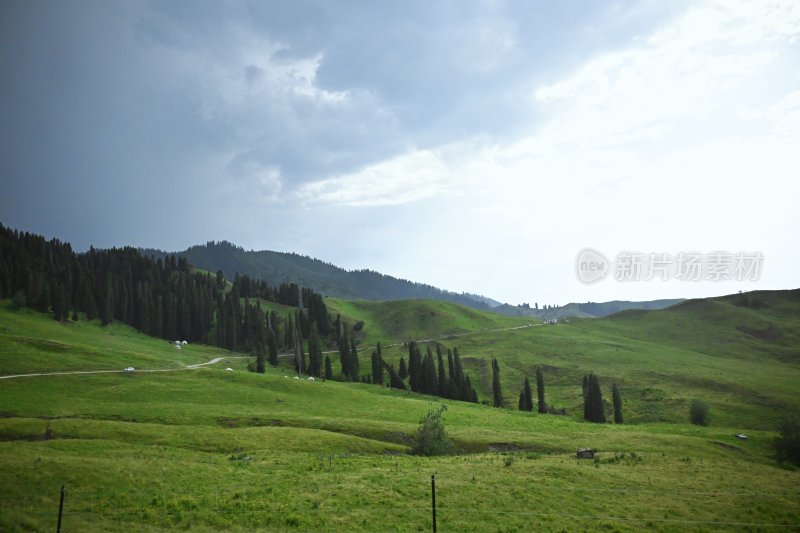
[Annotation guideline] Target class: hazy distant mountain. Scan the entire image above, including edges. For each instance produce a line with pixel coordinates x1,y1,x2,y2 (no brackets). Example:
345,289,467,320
140,241,503,310
492,299,685,319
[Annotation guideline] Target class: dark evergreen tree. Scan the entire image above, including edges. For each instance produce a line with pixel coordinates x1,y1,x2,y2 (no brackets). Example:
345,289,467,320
423,346,438,395
464,374,478,403
582,373,606,423
436,347,448,397
371,350,384,385
101,273,113,326
324,355,333,380
518,377,533,412
256,342,266,374
398,356,408,380
338,327,351,379
292,320,305,374
307,322,323,377
267,329,279,367
384,362,406,390
51,282,66,322
491,358,503,408
408,342,422,393
612,383,623,424
536,366,547,414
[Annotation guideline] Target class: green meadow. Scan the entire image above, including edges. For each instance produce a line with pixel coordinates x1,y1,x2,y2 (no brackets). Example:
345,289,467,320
1,292,799,531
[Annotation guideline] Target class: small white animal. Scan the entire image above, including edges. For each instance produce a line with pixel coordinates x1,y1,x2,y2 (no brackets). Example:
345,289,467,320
307,376,315,382
225,368,233,372
293,376,300,380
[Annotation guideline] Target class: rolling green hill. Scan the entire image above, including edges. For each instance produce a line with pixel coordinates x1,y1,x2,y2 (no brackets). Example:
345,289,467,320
141,241,500,310
314,290,800,430
0,299,798,531
325,297,533,347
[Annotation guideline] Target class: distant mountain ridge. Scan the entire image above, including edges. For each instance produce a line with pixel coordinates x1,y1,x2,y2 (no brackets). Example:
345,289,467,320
492,298,685,319
140,241,684,318
140,241,502,310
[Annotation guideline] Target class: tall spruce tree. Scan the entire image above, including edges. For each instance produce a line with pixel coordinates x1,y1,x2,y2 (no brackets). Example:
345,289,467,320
408,342,421,393
465,374,478,403
491,358,504,408
307,322,323,377
446,350,457,398
338,328,351,378
385,363,406,390
256,342,266,374
518,377,533,412
612,383,623,424
423,347,438,395
398,356,408,380
371,350,384,385
436,347,448,397
324,355,333,380
536,366,547,413
101,273,113,326
267,329,279,367
292,320,305,375
582,373,606,423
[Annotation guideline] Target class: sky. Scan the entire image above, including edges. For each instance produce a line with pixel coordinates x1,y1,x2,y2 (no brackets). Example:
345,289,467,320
1,0,799,306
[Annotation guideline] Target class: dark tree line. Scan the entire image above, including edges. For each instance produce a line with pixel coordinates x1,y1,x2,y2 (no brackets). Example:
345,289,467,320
364,341,478,404
0,225,336,367
582,373,623,424
518,366,550,414
492,358,503,407
583,373,606,423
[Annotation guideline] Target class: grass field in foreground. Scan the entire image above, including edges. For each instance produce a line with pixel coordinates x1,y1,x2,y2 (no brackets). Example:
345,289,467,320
1,364,799,532
0,295,798,531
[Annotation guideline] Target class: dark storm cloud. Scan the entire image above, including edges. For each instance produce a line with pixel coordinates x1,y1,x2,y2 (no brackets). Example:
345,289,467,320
0,0,687,251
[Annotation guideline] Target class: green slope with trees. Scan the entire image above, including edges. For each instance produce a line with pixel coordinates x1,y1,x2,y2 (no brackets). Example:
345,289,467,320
0,302,798,531
141,240,500,310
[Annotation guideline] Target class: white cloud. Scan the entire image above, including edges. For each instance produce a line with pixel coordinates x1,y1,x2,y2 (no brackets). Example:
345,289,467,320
331,0,800,304
296,149,450,207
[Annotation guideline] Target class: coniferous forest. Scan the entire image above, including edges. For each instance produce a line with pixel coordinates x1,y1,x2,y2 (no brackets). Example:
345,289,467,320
0,224,323,362
0,224,483,404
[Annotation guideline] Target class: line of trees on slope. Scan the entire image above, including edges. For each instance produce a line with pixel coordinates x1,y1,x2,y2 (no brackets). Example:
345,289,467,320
0,225,484,409
583,373,623,424
0,225,336,364
358,341,480,404
517,367,549,414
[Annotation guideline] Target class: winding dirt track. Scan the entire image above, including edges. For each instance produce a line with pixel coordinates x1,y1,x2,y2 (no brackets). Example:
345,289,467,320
0,356,250,380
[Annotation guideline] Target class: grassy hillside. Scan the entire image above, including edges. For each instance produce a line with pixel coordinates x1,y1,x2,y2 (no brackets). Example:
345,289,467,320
0,304,798,531
325,290,800,431
1,293,798,530
325,297,533,347
0,307,226,375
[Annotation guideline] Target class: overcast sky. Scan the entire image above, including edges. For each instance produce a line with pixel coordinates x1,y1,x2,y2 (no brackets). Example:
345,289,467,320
1,0,798,306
